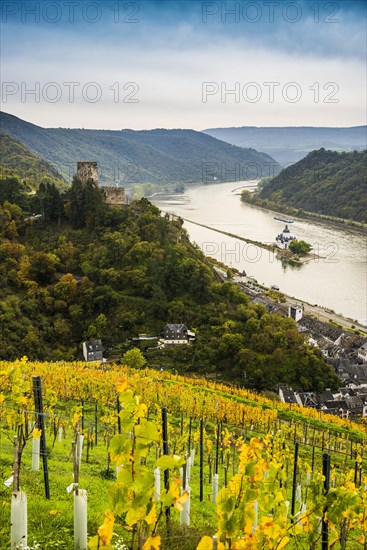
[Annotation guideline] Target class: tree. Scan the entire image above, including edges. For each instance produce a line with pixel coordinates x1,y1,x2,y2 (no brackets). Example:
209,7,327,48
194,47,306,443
289,240,312,255
122,348,147,369
0,174,26,207
240,190,252,203
28,252,57,285
65,176,85,228
54,273,78,304
84,179,106,229
33,182,64,223
65,176,106,229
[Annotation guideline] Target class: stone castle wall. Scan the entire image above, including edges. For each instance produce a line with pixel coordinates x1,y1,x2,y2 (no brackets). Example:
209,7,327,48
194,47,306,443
103,186,127,206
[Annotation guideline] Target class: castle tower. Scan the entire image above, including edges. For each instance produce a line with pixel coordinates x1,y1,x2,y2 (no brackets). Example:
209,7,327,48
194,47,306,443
77,161,99,185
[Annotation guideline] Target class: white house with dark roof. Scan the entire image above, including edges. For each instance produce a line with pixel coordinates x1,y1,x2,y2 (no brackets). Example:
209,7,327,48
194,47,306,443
159,324,195,348
82,339,104,362
289,305,303,322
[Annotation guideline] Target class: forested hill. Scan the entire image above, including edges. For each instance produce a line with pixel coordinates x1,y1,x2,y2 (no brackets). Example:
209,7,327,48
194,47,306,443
0,134,65,189
258,149,367,223
0,171,338,392
0,112,281,185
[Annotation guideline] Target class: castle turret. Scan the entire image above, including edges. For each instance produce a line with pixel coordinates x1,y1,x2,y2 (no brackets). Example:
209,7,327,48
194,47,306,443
77,161,99,185
275,224,296,249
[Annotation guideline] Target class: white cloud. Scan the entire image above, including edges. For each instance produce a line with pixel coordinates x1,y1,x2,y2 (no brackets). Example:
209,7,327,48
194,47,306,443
1,5,365,129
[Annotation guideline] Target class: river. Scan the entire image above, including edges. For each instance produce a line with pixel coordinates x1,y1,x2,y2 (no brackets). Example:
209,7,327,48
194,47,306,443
151,181,367,325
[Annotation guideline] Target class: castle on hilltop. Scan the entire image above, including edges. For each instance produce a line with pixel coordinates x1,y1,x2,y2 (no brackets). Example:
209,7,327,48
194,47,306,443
76,161,128,206
77,161,99,184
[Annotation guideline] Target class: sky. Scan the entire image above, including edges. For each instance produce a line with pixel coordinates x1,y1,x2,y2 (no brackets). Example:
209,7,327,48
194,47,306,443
0,0,366,130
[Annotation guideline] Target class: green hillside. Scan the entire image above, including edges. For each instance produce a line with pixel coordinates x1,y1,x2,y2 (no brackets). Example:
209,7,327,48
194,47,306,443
0,134,65,190
0,174,338,392
254,149,367,223
0,112,281,186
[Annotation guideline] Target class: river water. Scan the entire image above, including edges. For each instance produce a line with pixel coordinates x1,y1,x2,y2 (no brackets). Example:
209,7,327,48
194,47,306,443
151,181,367,325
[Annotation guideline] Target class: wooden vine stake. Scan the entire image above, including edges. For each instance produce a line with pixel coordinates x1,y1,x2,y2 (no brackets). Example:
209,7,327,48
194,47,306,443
212,420,220,503
32,376,50,499
73,432,88,550
11,436,27,549
322,453,330,550
161,407,170,534
200,419,204,502
291,442,299,521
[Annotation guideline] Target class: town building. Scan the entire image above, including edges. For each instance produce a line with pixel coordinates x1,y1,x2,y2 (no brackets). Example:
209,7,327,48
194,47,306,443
289,304,303,322
357,342,367,362
82,339,104,362
279,382,367,419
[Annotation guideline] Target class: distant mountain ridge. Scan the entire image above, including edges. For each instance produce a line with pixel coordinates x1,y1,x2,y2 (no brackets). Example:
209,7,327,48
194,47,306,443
203,126,367,166
0,112,281,185
257,148,367,223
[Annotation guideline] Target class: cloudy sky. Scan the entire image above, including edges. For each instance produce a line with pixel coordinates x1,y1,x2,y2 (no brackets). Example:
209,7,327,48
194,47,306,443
1,0,366,129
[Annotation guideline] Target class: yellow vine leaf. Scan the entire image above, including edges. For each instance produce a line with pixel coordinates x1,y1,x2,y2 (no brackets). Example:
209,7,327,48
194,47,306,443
250,437,262,449
232,537,258,550
277,536,290,549
33,428,42,439
97,510,115,545
142,535,161,550
88,536,113,550
144,505,157,526
116,376,128,393
197,536,224,549
72,412,81,428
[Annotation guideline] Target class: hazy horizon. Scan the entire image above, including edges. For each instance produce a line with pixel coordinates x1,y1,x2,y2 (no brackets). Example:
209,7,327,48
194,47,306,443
2,110,367,133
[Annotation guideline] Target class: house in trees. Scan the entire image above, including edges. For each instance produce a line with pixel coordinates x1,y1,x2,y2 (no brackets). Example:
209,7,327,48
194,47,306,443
159,324,196,347
82,339,104,362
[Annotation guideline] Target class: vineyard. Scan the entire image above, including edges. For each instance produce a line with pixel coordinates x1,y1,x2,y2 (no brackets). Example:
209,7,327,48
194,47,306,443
0,358,366,549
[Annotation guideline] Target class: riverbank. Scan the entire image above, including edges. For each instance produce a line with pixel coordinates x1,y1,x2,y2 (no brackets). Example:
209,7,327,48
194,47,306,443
240,195,367,236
